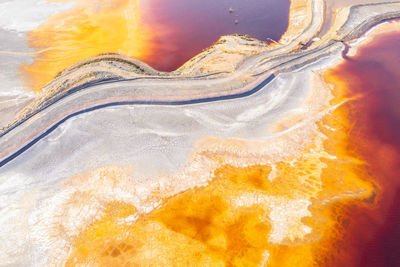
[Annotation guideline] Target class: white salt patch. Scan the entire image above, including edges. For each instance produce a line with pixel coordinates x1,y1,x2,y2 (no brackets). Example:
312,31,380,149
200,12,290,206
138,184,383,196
0,0,74,33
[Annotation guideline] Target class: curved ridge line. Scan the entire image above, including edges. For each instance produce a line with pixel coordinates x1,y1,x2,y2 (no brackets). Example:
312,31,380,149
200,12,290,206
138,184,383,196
0,74,275,168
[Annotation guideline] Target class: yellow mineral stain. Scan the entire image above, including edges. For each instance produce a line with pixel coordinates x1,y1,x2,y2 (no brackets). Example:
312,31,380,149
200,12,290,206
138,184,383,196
63,73,375,266
21,0,156,92
65,134,374,267
323,71,375,203
65,201,139,266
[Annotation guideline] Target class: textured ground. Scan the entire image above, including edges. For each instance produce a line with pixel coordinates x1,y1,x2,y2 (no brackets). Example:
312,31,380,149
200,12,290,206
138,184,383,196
0,0,400,266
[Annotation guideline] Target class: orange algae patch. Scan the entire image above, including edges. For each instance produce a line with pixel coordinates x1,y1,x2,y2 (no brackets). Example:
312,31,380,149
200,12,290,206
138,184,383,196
319,80,374,204
65,127,374,267
62,72,376,265
66,166,273,266
65,201,139,266
20,0,156,92
60,64,376,267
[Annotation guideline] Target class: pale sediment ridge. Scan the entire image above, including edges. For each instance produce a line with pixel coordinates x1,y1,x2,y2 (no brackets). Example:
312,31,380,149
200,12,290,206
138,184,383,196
1,0,400,167
347,19,400,56
313,1,400,47
1,0,322,134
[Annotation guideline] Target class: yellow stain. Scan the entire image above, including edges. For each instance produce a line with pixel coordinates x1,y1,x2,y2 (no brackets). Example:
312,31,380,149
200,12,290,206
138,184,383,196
65,103,374,266
20,0,156,92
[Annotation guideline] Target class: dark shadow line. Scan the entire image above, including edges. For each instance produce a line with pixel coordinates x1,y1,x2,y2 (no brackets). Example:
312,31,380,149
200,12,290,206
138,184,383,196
0,74,275,168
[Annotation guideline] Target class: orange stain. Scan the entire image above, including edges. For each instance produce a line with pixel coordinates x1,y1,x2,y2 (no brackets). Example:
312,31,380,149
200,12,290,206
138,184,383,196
65,201,140,266
320,29,400,266
64,105,375,266
20,0,157,92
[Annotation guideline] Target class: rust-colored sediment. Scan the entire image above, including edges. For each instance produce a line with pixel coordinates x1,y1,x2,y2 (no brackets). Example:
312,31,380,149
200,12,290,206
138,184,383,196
323,27,400,267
